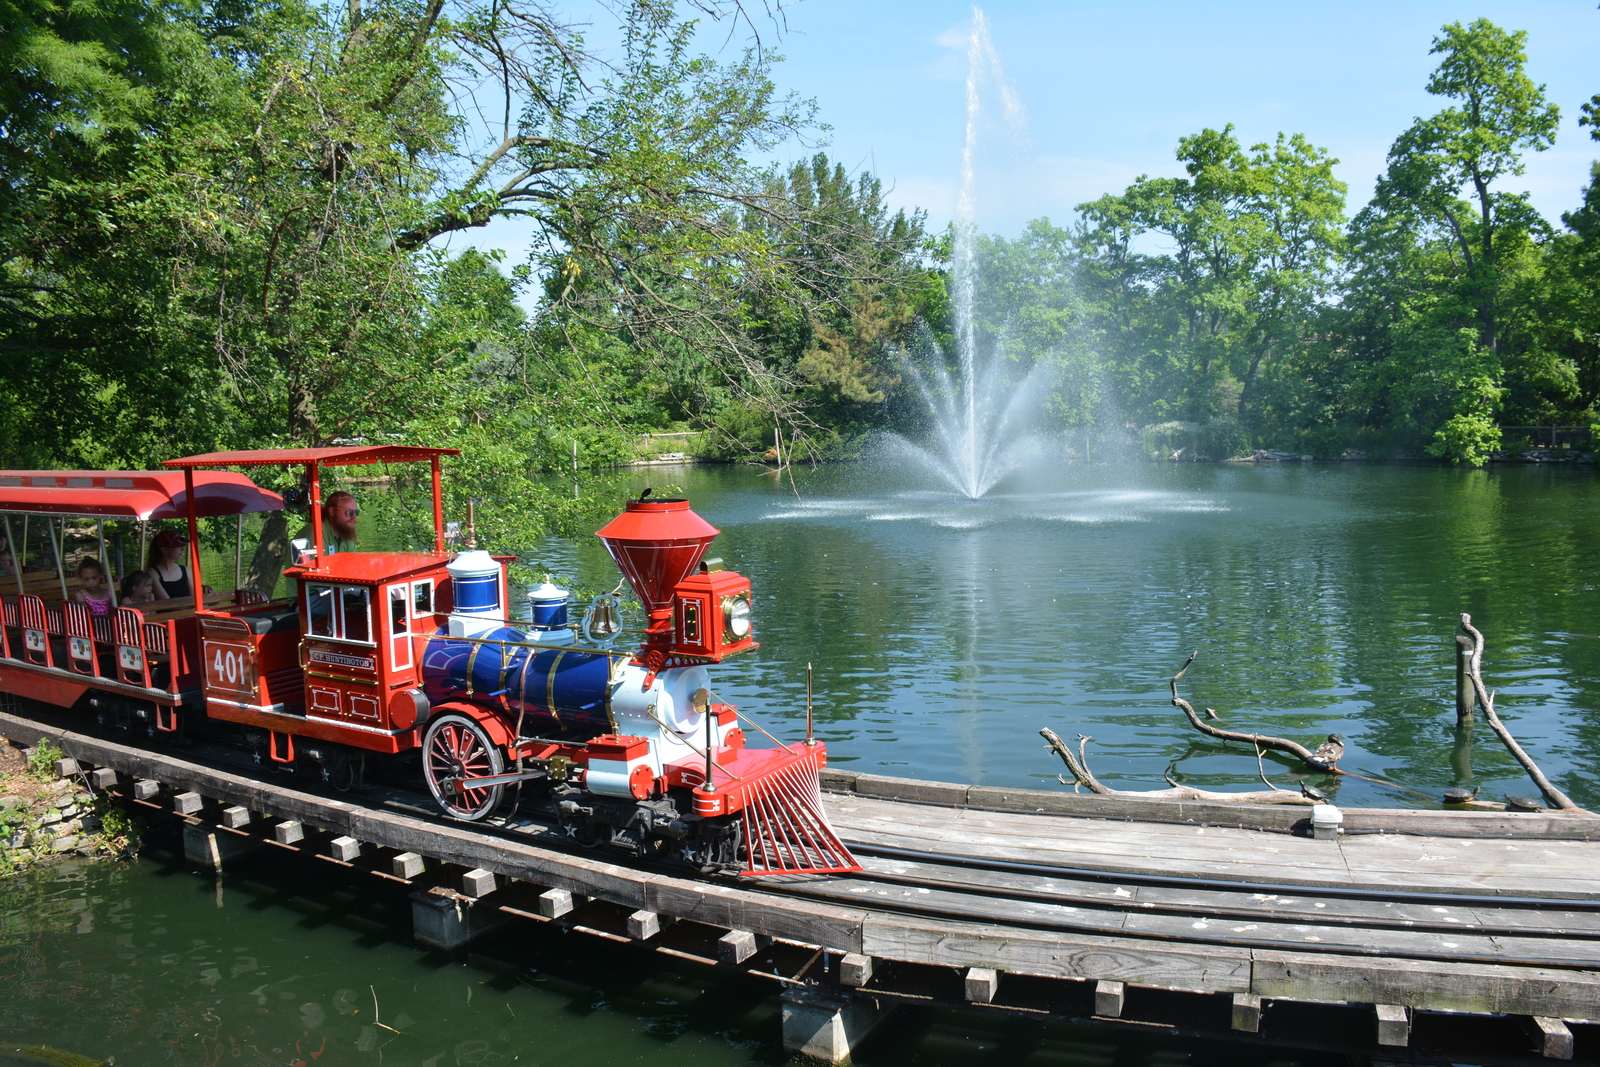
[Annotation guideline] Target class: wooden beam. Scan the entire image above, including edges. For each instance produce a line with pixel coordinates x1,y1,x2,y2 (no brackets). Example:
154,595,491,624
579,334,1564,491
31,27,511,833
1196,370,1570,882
460,869,496,898
718,929,757,964
1252,950,1600,1020
627,910,660,940
1530,1017,1574,1061
538,888,574,918
1095,980,1125,1018
965,968,999,1004
865,914,1251,994
1231,993,1261,1032
1375,1004,1409,1047
839,954,873,988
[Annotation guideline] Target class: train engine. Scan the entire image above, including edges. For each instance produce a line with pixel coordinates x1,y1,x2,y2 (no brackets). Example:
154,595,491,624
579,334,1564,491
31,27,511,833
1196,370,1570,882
418,497,858,876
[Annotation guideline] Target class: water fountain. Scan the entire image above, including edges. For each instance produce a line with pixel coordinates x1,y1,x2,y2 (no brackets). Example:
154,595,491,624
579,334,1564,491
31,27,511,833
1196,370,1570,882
882,7,1047,501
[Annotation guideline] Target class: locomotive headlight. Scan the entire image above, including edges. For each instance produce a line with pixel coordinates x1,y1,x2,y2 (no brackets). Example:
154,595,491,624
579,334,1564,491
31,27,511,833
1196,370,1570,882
722,594,751,641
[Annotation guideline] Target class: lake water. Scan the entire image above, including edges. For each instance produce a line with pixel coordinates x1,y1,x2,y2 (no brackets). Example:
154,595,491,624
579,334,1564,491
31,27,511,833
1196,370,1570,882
537,459,1600,809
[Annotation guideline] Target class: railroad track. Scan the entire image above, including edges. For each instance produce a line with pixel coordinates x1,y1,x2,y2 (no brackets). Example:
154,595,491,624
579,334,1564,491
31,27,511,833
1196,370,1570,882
13,700,1600,979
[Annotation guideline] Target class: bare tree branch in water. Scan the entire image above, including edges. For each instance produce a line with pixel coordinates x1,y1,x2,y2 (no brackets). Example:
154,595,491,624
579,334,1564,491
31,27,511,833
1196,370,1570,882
1460,614,1589,813
1167,652,1326,766
1040,728,1314,805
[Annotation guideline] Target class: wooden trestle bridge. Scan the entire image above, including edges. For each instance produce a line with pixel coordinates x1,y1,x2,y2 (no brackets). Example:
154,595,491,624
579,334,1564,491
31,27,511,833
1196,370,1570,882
3,706,1597,1066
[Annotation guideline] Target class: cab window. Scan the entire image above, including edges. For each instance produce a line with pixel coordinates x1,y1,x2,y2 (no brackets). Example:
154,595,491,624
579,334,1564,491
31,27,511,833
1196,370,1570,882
307,585,335,638
305,583,373,644
341,587,371,642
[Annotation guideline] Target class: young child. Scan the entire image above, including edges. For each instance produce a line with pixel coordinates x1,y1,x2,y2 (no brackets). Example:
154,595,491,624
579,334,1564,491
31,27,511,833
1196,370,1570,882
120,570,157,605
74,558,113,616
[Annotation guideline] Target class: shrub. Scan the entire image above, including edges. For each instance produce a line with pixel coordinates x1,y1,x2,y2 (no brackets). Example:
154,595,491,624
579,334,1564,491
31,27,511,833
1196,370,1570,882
1198,417,1248,459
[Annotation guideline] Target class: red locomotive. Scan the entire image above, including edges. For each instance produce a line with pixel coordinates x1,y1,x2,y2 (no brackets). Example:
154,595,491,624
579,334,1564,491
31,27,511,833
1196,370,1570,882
0,446,857,876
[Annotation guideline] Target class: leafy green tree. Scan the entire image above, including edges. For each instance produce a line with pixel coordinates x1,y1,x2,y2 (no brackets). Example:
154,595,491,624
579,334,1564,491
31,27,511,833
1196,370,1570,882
1337,18,1561,463
1066,126,1344,429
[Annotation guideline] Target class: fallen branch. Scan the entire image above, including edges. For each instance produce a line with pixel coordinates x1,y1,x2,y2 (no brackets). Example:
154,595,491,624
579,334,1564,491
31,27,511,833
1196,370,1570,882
1460,614,1588,814
1041,728,1314,805
1168,652,1324,767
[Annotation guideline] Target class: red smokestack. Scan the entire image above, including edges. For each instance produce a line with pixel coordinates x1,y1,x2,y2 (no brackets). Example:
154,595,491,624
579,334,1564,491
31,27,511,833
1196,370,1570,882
596,499,719,637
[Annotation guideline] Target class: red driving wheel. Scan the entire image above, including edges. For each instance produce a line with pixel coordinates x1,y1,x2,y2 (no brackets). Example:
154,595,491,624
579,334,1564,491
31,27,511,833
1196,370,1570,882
422,713,505,821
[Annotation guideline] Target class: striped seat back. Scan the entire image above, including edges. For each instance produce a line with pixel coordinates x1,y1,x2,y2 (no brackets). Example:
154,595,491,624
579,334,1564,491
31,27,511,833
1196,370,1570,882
114,605,152,687
19,594,51,667
62,600,99,675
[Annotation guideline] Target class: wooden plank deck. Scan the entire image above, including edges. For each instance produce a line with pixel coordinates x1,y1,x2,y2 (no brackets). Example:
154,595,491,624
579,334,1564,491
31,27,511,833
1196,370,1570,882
823,788,1600,899
4,708,1599,1044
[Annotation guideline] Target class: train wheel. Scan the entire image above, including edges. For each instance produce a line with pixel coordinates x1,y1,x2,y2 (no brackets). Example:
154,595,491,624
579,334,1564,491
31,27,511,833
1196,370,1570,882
422,714,504,821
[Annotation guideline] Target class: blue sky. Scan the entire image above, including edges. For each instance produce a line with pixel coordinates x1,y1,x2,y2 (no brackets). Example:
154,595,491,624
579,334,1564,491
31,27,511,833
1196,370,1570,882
460,1,1600,267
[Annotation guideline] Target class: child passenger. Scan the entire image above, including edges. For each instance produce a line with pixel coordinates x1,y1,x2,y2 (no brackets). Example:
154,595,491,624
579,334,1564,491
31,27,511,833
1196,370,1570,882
74,559,113,616
120,570,157,605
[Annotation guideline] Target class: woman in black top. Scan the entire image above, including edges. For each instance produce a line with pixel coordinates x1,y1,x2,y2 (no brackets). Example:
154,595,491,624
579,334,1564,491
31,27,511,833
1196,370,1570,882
146,529,193,601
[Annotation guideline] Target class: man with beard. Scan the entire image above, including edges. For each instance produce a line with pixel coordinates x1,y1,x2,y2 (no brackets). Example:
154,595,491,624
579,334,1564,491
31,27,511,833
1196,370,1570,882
298,491,360,557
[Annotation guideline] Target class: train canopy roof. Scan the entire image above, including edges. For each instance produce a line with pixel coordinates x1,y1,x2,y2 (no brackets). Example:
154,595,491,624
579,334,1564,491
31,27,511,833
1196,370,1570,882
0,471,284,519
163,445,460,469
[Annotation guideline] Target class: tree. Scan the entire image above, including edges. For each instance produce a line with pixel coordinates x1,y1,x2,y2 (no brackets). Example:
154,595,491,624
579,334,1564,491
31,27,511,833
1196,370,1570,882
1338,18,1561,462
1365,19,1559,359
1071,126,1344,428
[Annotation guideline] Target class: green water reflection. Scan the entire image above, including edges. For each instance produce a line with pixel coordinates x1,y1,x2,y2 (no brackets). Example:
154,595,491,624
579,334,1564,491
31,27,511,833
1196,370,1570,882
533,461,1600,809
0,831,1340,1066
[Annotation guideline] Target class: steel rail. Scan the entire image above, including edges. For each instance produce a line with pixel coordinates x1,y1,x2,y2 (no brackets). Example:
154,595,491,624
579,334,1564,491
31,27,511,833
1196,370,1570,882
831,857,1600,942
847,841,1600,911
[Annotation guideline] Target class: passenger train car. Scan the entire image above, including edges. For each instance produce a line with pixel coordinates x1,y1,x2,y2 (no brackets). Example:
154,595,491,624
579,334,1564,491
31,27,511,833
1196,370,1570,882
0,446,857,876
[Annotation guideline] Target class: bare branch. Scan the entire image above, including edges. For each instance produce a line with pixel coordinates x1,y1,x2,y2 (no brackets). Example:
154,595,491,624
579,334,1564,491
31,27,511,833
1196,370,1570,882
1041,729,1313,805
1169,652,1323,765
1460,613,1588,813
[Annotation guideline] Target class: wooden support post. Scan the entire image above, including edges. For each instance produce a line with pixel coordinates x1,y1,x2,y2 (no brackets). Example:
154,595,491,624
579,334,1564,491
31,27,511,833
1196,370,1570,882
273,820,304,844
839,953,874,988
132,779,159,800
1231,993,1262,1033
54,757,81,778
392,852,425,879
1529,1017,1574,1060
1456,634,1476,725
328,836,360,862
626,910,660,940
538,888,574,918
964,968,999,1004
718,930,757,964
1094,980,1125,1018
1375,1004,1410,1047
88,767,117,790
172,791,203,815
460,869,496,898
220,805,250,829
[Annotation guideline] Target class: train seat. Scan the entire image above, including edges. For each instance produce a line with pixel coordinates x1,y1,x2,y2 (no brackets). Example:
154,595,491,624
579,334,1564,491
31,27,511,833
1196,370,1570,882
235,608,300,635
